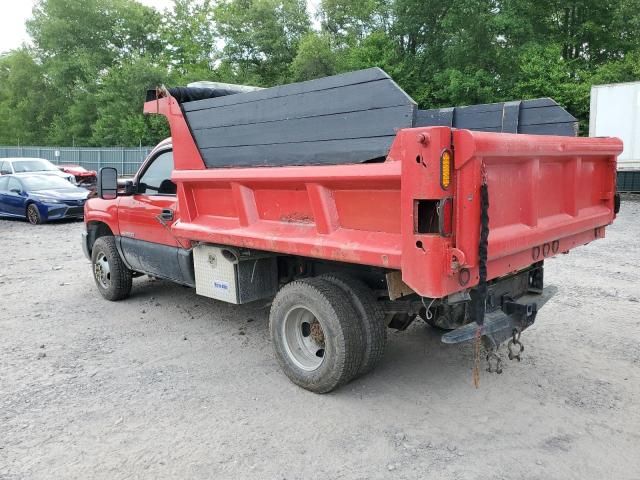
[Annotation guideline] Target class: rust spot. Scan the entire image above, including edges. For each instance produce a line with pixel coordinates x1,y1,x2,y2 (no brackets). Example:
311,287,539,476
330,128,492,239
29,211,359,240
280,212,314,224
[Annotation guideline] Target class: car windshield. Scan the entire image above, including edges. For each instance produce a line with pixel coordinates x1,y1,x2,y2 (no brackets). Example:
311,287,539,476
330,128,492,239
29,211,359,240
21,176,75,191
12,160,58,172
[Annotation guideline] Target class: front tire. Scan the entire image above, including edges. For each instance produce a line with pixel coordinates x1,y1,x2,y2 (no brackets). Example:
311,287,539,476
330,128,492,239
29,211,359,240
91,236,132,301
269,278,364,393
26,204,43,225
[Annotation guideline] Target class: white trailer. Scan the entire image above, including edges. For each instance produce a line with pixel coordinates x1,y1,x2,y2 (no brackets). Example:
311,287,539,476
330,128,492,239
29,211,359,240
590,81,640,191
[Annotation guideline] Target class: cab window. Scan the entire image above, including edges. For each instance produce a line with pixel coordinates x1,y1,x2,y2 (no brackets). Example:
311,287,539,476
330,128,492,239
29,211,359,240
0,177,8,190
0,161,12,175
138,151,176,195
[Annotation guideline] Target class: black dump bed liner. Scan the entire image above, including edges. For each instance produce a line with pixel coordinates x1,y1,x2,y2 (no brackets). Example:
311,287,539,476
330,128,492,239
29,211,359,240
173,68,577,168
416,99,578,136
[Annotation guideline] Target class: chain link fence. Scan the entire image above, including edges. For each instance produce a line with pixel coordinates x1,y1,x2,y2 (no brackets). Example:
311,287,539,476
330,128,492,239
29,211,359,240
0,146,153,176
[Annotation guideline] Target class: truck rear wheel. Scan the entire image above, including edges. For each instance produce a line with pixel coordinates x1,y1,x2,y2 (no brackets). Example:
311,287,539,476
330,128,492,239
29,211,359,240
320,273,386,377
91,236,133,301
269,278,363,393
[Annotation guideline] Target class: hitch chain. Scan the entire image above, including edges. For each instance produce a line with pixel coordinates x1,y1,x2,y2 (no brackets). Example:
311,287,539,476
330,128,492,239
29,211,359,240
486,349,503,374
472,162,491,387
507,329,524,361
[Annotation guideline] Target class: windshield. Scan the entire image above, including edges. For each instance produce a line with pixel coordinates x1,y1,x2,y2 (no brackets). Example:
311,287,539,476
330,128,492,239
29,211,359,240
12,160,59,173
21,176,76,191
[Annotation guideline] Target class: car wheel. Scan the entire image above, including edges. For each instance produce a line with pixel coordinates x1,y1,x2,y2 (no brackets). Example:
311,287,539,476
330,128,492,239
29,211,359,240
26,204,43,225
91,236,133,301
269,278,364,393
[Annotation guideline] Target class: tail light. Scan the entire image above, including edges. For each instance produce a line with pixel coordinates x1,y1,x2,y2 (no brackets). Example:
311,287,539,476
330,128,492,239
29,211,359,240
440,148,452,189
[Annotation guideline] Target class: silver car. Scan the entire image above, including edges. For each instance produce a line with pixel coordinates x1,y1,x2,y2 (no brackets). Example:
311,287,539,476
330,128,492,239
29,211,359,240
0,158,76,184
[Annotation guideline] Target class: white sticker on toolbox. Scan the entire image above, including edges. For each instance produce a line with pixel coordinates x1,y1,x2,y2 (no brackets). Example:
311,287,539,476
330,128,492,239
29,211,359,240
213,280,230,291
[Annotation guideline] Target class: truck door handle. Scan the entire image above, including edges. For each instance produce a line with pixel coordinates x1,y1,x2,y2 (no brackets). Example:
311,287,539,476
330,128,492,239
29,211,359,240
161,208,174,221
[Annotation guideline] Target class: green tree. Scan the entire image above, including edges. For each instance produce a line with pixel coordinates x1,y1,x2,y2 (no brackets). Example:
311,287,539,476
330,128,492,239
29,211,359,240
27,0,163,85
26,0,164,145
0,49,54,145
161,0,219,81
214,0,311,85
1,0,639,146
319,0,391,44
291,32,336,80
497,0,640,68
91,57,171,146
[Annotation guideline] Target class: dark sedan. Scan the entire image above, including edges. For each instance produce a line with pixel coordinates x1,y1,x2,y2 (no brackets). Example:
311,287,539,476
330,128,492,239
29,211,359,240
0,174,90,225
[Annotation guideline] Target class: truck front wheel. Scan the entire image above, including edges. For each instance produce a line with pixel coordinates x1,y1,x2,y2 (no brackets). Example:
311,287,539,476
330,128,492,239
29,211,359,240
269,278,364,393
91,236,132,301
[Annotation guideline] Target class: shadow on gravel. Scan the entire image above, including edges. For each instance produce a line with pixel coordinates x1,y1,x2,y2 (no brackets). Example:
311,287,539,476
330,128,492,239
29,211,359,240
0,216,84,225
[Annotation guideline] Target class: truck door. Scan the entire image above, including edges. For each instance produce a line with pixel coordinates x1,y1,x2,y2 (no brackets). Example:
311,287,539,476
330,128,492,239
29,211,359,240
117,149,185,282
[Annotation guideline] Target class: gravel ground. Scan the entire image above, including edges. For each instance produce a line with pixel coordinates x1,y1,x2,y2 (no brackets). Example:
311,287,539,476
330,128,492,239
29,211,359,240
1,200,639,480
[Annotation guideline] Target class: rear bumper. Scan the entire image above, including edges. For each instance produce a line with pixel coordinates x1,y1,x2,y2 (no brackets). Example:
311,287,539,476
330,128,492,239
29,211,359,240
442,285,557,345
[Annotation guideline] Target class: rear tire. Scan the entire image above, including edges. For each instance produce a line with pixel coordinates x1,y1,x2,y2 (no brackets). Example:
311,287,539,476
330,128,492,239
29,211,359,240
91,236,132,301
269,278,363,393
26,204,43,225
320,273,387,377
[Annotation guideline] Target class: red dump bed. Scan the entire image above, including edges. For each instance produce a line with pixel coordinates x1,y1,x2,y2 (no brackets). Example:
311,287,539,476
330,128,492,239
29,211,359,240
144,95,622,299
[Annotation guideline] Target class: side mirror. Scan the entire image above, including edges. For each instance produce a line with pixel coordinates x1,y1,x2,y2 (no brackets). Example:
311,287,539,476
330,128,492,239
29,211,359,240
98,167,118,200
10,188,21,194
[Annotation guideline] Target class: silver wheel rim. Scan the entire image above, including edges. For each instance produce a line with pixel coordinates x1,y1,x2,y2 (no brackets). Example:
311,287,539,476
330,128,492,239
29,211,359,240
94,252,111,289
282,306,326,371
27,205,38,224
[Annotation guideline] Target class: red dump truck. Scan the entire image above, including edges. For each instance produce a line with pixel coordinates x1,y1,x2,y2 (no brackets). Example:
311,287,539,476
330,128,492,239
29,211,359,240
82,68,622,392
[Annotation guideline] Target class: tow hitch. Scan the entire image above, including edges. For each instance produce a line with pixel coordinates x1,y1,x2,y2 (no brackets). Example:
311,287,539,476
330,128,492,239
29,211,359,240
442,286,556,377
441,286,557,347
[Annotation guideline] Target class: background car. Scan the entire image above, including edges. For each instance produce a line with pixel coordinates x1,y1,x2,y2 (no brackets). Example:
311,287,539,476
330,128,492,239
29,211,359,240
57,164,97,190
0,174,89,224
0,157,76,184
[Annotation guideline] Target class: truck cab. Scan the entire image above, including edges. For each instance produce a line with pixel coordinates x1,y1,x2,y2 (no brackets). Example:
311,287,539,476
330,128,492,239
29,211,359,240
83,139,196,286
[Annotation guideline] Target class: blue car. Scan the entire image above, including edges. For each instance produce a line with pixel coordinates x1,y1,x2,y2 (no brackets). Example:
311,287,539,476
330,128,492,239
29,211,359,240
0,174,90,225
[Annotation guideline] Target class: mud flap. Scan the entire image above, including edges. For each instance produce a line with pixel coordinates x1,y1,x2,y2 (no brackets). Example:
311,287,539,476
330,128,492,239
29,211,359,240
441,286,558,345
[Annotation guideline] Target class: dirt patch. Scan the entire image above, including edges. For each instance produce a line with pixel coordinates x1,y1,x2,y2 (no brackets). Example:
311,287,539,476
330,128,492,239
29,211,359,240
280,212,314,223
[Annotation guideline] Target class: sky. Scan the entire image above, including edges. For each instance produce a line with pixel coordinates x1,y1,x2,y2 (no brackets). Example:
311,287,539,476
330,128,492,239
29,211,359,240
0,0,319,55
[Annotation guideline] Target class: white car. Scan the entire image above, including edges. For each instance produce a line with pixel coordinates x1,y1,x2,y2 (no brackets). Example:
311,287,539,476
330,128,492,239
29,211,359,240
0,158,76,184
